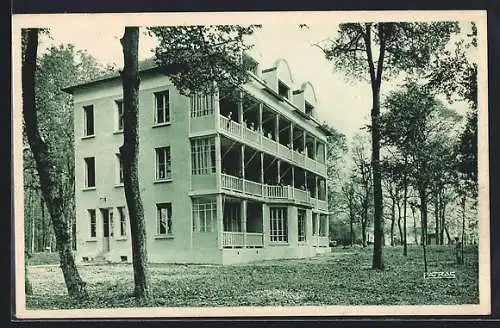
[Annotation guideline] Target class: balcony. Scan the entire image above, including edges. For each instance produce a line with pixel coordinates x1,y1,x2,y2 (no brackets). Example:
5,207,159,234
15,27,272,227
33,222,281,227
218,115,327,176
312,198,328,212
221,173,316,207
222,231,264,248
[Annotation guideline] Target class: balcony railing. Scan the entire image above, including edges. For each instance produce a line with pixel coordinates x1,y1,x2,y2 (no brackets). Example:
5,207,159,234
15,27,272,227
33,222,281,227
218,115,326,176
317,199,328,211
221,173,317,206
222,231,264,248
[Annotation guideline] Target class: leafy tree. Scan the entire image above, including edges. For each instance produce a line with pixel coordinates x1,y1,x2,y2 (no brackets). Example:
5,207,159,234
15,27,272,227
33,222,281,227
320,21,460,269
22,29,88,298
322,124,348,221
427,22,478,261
147,25,260,95
25,43,106,252
350,134,372,247
341,178,357,246
381,82,460,272
380,158,403,247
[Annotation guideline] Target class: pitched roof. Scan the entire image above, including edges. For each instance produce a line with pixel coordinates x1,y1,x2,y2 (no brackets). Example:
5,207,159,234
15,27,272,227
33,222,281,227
62,58,158,93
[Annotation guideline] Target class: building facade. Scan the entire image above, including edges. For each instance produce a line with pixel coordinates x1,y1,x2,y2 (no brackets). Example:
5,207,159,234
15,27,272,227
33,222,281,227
66,56,332,265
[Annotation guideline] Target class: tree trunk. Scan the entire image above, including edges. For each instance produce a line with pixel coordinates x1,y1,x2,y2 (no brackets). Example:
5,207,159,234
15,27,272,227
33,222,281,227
22,28,87,298
349,202,354,246
390,198,395,246
461,195,466,264
402,167,408,256
25,252,33,295
420,192,428,273
41,198,46,250
412,206,418,246
371,85,384,269
396,201,403,245
120,27,151,301
366,23,385,270
444,224,452,244
440,195,447,245
361,222,367,248
434,193,439,245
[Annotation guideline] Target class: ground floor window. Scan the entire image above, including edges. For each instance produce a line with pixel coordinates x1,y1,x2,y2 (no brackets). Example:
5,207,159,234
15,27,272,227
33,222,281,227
156,202,173,235
192,198,216,232
312,213,318,236
298,209,306,242
223,201,241,232
270,207,288,243
117,206,127,237
88,209,96,238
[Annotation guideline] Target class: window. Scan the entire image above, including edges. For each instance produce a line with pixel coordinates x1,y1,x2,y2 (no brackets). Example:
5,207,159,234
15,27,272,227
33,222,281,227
117,207,127,237
83,105,94,136
223,202,241,232
115,99,124,131
192,199,216,232
155,147,172,180
191,138,216,175
84,157,95,188
156,203,172,235
116,153,123,184
109,211,114,237
89,209,96,238
298,209,306,242
270,207,288,243
305,101,314,116
190,93,215,117
278,81,290,99
312,213,318,236
154,90,170,124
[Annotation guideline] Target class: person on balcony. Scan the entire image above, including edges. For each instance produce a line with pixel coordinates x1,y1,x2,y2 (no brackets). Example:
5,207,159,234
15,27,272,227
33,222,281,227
249,122,255,131
226,111,233,128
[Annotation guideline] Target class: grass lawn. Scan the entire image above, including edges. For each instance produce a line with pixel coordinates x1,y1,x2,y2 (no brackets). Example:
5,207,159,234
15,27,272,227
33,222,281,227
28,252,60,266
25,245,479,309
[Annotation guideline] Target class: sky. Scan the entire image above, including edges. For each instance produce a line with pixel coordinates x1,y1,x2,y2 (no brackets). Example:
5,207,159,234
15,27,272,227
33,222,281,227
38,22,472,141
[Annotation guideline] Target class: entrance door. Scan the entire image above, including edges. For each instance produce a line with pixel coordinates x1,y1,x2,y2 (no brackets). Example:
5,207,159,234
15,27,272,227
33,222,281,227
101,209,111,252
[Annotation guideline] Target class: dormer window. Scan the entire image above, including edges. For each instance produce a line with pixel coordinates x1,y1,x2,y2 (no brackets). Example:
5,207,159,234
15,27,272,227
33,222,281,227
305,101,314,116
278,81,290,99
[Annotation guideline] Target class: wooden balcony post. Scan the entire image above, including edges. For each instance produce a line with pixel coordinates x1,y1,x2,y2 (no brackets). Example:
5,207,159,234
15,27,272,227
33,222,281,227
313,138,317,160
277,159,281,185
217,194,223,249
260,152,265,196
289,122,294,149
242,200,247,247
258,103,263,133
314,175,319,199
241,145,245,193
274,113,279,143
303,131,307,154
238,91,243,123
215,134,221,191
